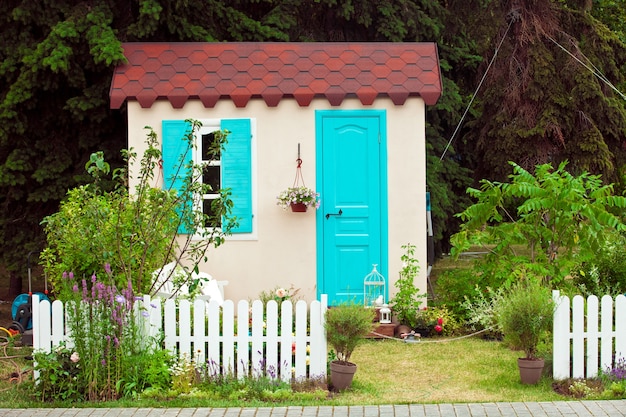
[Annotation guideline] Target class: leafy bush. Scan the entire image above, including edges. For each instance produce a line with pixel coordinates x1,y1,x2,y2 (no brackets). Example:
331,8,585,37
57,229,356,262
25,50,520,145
571,231,626,296
461,285,506,339
41,120,234,296
451,161,626,287
415,305,461,337
31,343,82,402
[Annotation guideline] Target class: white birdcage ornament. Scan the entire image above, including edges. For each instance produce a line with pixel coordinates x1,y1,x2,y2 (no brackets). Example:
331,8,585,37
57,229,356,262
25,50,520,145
363,264,386,308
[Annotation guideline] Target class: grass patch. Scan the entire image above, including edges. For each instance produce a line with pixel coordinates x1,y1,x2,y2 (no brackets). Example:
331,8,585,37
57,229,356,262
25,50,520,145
334,338,562,405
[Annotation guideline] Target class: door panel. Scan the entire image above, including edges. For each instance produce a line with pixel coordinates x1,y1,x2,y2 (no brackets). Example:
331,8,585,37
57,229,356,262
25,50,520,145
316,111,386,305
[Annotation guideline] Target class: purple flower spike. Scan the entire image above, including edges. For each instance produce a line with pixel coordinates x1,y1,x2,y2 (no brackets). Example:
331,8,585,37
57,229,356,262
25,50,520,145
63,272,68,279
91,273,97,283
104,263,112,274
72,284,78,293
69,272,74,279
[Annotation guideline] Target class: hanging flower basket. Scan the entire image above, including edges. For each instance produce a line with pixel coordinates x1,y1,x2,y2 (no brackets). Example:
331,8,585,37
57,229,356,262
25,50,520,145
277,186,320,211
278,153,320,212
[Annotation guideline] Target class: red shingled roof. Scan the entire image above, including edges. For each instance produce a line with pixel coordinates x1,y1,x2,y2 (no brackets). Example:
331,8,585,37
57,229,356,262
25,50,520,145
109,42,442,109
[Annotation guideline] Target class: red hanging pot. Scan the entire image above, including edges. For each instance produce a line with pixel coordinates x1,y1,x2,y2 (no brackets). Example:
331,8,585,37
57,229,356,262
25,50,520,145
290,202,307,212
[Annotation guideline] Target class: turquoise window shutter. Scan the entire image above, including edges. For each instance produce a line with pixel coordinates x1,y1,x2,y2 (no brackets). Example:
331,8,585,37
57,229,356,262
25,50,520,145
162,120,193,234
221,119,252,233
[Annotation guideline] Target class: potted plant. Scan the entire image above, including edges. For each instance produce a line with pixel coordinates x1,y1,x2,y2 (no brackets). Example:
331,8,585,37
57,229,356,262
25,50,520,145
276,186,320,212
325,303,374,391
495,275,554,384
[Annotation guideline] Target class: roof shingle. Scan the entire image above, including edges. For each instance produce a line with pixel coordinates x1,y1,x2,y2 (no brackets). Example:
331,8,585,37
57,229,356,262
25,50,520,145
109,42,442,109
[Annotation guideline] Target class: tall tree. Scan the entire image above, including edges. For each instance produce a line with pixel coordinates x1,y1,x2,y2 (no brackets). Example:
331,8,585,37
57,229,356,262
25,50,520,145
462,0,626,184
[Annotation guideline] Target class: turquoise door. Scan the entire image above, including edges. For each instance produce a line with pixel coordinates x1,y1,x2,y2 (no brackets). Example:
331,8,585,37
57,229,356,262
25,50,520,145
316,110,388,305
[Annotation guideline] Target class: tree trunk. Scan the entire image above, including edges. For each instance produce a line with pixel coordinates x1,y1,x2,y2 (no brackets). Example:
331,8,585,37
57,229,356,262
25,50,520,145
9,270,22,299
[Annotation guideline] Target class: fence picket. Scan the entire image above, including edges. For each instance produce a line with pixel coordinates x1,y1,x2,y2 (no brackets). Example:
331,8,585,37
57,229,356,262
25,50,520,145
586,295,599,379
600,295,614,373
294,300,308,380
265,300,279,379
552,291,570,380
572,295,585,378
251,300,264,378
236,300,249,377
617,295,626,361
222,300,235,374
280,301,293,382
50,300,64,347
207,300,220,371
193,298,205,362
164,299,177,352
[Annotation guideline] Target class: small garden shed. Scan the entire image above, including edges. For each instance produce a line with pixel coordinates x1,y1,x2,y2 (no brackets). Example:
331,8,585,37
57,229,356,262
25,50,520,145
109,42,442,305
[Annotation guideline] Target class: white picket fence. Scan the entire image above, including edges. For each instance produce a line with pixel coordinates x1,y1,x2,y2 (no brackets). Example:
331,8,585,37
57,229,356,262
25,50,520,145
553,290,626,379
32,294,328,382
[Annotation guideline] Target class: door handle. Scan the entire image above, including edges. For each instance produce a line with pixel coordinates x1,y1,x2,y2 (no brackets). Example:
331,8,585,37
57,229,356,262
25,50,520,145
325,209,343,220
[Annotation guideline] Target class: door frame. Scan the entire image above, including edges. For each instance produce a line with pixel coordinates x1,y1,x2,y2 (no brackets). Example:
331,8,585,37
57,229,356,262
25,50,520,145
315,109,389,302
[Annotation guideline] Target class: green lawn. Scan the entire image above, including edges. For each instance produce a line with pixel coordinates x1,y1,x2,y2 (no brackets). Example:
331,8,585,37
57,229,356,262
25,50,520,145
332,337,563,405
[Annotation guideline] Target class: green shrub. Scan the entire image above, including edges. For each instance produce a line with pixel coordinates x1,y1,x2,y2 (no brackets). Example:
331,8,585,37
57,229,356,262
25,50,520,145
432,268,480,321
325,303,374,364
389,244,425,328
495,276,554,359
571,231,626,296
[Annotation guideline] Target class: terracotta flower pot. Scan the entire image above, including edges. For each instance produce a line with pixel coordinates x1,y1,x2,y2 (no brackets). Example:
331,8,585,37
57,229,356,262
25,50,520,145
518,358,545,384
290,202,307,212
330,360,357,391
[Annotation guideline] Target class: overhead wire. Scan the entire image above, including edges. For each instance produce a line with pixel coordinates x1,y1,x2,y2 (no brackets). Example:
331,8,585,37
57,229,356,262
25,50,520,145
439,18,514,161
546,35,626,101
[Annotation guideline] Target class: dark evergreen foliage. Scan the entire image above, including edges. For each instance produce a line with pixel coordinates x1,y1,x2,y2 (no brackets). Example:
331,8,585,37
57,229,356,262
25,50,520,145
1,0,624,292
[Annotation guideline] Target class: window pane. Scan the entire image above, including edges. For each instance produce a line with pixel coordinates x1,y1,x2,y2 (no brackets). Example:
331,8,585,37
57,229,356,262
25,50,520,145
203,198,221,228
203,165,220,191
202,132,221,161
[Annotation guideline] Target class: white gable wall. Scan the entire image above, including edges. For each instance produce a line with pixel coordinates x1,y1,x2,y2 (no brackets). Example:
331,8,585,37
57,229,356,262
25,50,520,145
126,96,427,303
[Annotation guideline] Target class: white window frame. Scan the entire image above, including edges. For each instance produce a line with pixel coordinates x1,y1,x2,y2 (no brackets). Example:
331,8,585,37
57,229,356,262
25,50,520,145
193,118,257,241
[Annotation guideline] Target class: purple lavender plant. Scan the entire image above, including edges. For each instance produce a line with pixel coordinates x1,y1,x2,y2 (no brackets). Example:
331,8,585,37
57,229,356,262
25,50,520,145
607,357,626,381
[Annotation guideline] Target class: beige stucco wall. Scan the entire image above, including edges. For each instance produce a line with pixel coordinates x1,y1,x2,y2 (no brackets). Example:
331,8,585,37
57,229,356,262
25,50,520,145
126,96,427,303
